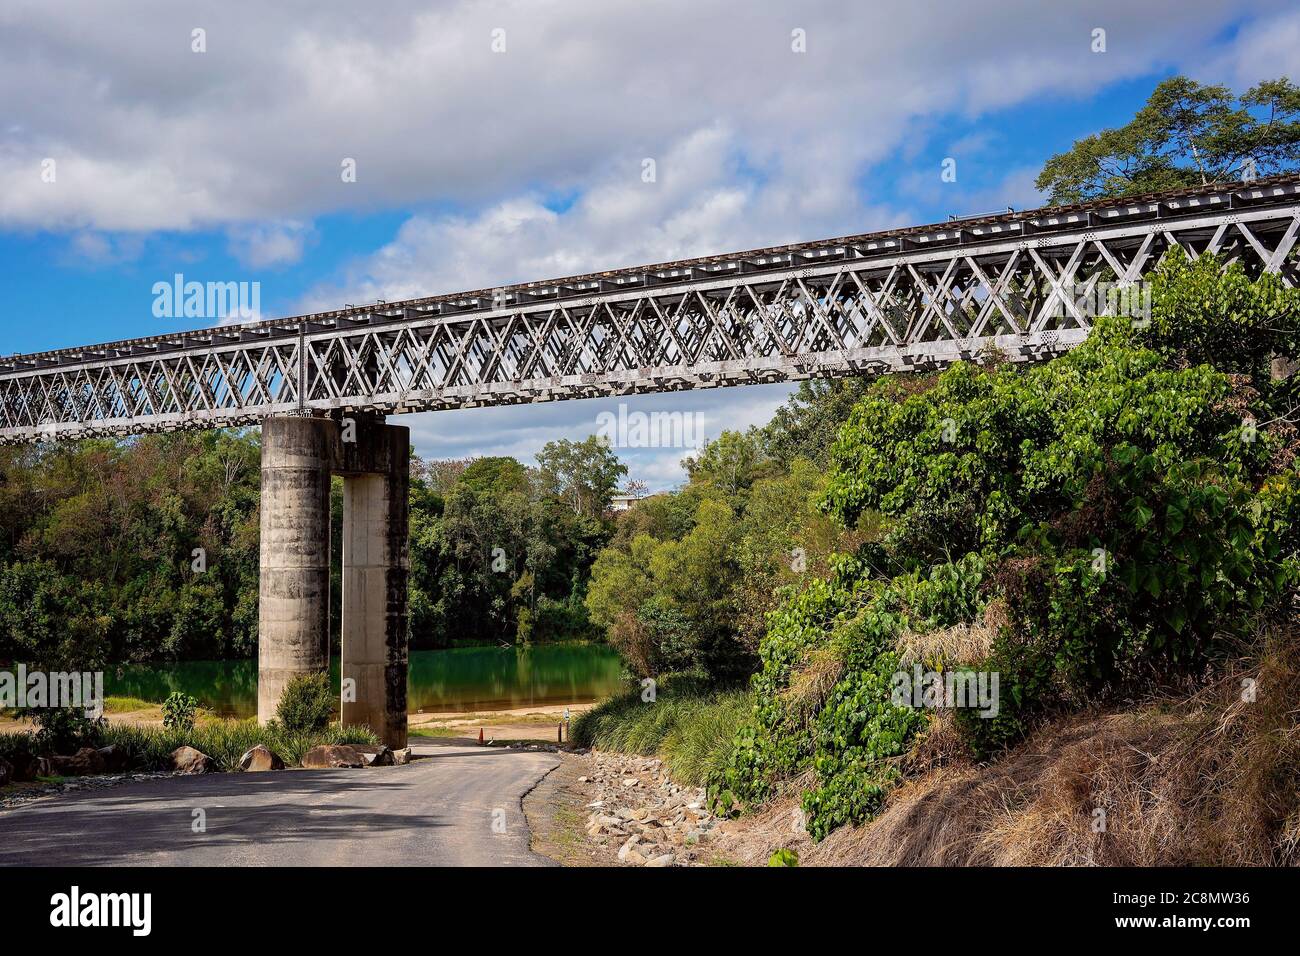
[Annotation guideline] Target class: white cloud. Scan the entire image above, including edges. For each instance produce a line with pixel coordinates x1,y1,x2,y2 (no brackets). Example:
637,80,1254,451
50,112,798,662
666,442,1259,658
0,0,1274,234
297,125,902,310
67,230,145,266
226,220,313,269
1200,7,1300,88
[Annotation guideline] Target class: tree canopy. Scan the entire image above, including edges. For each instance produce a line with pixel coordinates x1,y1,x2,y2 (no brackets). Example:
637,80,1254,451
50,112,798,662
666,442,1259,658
1036,76,1300,204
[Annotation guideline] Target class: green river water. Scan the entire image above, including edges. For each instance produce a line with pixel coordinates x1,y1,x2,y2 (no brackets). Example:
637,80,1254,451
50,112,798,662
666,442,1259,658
103,642,625,717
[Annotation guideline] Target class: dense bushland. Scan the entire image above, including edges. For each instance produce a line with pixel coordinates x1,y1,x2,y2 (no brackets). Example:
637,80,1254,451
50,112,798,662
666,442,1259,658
408,436,622,649
585,400,874,683
713,251,1300,839
579,250,1298,849
0,431,262,668
0,429,624,667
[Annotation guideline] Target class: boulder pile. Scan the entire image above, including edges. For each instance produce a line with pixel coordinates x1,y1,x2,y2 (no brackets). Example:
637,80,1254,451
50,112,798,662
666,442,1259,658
579,753,721,867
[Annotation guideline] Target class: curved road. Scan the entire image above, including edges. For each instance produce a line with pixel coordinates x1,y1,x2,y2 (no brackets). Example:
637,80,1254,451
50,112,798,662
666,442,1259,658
0,741,559,866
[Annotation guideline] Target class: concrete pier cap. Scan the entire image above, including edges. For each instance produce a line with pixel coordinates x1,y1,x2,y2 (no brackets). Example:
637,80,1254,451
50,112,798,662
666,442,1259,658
257,412,410,749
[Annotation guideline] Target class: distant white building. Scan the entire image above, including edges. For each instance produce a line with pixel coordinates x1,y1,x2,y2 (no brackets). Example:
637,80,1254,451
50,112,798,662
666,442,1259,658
609,488,661,512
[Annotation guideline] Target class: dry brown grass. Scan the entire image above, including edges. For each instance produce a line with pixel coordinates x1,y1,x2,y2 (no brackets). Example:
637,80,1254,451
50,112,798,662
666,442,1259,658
807,624,1300,867
895,620,997,668
709,794,816,865
780,645,844,733
900,709,969,777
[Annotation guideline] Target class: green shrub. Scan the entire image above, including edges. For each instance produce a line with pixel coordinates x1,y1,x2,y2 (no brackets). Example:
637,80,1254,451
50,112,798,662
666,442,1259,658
768,848,799,867
717,553,981,832
659,692,751,787
27,707,104,755
161,692,198,733
0,730,35,767
275,672,334,733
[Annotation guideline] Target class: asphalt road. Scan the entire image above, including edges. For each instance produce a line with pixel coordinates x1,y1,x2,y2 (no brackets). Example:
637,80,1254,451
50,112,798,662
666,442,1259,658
0,741,560,866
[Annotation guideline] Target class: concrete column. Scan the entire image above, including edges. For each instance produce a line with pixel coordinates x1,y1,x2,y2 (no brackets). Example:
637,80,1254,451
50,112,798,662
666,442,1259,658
340,420,410,748
257,416,335,725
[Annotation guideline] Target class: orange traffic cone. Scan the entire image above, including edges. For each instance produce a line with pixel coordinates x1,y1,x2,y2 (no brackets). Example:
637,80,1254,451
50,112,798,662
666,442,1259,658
478,727,484,745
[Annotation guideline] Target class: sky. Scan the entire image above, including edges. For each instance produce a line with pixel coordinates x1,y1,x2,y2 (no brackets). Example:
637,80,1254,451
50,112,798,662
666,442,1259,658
2,0,1299,489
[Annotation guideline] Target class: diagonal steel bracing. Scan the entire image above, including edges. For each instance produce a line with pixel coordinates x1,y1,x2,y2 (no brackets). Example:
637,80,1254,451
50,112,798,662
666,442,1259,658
3,176,1299,445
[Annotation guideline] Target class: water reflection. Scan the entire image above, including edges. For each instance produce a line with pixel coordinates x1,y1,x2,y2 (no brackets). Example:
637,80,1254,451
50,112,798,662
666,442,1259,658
105,643,625,718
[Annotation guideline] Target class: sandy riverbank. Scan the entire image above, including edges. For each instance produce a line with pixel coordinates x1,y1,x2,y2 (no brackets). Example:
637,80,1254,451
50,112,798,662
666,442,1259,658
1,700,596,743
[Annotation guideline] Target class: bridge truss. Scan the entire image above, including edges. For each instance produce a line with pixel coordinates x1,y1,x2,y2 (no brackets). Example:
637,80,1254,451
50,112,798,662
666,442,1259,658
2,176,1298,445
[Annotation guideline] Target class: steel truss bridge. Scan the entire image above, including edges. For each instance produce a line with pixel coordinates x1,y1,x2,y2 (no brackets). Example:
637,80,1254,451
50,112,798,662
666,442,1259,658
3,175,1299,445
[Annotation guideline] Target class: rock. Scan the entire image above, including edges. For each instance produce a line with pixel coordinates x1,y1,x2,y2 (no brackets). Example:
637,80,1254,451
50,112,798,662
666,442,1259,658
392,747,412,766
168,746,214,774
578,776,589,783
301,744,364,769
0,757,12,787
8,751,39,782
238,745,285,772
645,853,675,867
62,747,107,775
43,754,76,776
96,745,130,773
353,745,394,767
621,777,639,788
617,836,643,863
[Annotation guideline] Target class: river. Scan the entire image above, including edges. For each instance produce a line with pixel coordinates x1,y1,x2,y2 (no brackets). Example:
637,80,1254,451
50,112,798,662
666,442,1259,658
103,642,625,718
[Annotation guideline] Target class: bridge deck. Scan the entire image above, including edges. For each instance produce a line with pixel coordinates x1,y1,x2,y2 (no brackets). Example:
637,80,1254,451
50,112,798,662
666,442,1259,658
3,176,1298,444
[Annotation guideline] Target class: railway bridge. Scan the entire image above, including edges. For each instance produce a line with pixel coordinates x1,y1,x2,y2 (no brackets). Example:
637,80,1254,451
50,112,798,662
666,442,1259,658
4,176,1298,746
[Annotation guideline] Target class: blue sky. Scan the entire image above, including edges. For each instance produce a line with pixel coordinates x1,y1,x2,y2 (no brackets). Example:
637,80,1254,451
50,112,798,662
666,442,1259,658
3,0,1297,488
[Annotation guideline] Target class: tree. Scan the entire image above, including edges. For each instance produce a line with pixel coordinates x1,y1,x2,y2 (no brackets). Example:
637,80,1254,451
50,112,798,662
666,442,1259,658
683,429,775,503
407,448,615,649
536,436,627,518
1036,76,1300,205
760,378,877,468
0,431,262,666
419,457,473,495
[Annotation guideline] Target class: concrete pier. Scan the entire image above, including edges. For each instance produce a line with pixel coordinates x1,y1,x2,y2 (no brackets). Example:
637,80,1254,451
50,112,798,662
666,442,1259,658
257,416,335,725
257,413,410,749
339,418,410,749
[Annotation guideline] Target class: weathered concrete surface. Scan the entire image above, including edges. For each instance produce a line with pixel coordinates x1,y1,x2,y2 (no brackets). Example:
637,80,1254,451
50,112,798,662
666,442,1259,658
340,418,410,749
257,416,334,725
0,742,559,867
257,414,411,747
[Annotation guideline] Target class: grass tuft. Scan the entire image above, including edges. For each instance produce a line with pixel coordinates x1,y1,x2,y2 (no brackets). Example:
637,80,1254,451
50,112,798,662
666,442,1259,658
573,674,750,787
103,696,159,713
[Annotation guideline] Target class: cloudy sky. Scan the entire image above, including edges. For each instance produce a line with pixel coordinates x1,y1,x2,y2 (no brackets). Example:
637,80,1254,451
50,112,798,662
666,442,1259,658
2,0,1298,487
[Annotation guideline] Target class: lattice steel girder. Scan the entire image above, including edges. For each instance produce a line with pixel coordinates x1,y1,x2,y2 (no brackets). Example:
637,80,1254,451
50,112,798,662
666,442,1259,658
3,178,1299,445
